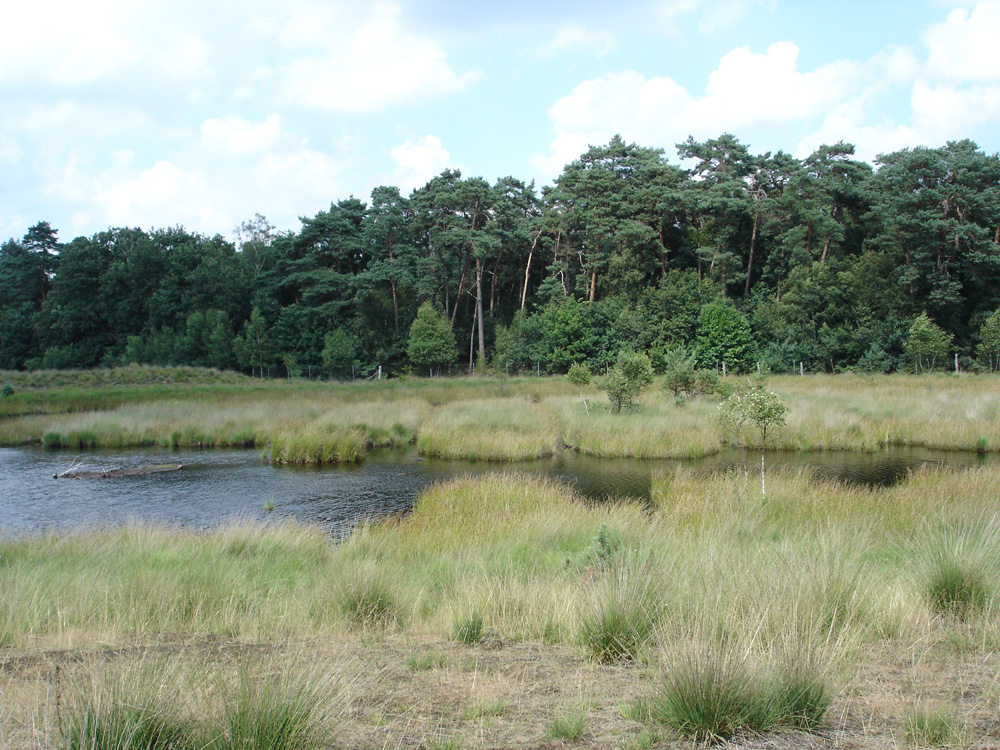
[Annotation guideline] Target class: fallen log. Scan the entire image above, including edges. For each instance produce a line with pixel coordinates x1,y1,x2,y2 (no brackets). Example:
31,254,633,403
54,463,183,479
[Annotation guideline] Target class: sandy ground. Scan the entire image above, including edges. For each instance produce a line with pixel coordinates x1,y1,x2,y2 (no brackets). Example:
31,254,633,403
2,631,1000,749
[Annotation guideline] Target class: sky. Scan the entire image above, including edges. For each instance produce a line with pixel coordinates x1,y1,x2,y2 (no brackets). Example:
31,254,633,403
3,0,1000,244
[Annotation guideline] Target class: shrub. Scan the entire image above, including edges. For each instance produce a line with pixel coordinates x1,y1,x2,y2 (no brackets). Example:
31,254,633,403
597,350,654,413
662,347,697,397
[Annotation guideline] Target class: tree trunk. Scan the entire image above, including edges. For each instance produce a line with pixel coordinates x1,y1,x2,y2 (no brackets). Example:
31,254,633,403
475,258,486,362
521,231,540,309
451,250,470,325
744,212,759,297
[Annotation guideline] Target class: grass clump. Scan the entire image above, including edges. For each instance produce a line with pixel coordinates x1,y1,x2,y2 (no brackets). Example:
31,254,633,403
905,703,961,747
60,656,192,750
545,708,587,740
204,663,332,750
649,645,832,743
463,699,507,720
336,565,406,631
63,699,191,750
579,562,661,663
924,552,989,620
452,611,484,644
405,651,448,671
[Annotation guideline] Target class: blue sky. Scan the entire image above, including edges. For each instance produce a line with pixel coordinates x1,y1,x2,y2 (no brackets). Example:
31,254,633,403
3,0,999,243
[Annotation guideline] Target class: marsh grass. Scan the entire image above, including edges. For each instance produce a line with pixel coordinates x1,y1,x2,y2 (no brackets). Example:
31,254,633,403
452,612,484,644
58,651,339,750
204,660,334,750
916,524,997,620
4,371,1000,461
59,655,194,750
416,398,558,460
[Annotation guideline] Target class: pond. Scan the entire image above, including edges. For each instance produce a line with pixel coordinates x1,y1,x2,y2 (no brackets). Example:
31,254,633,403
0,445,992,537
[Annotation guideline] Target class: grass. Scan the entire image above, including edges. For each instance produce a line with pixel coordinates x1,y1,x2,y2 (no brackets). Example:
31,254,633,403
3,369,999,462
463,699,507,720
905,703,962,747
6,456,1000,745
544,708,587,740
57,652,338,750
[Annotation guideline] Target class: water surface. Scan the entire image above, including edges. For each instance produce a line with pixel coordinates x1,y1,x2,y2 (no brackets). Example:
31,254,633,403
0,446,990,537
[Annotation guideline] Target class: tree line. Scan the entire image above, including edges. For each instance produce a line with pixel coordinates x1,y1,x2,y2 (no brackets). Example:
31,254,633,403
3,133,1000,377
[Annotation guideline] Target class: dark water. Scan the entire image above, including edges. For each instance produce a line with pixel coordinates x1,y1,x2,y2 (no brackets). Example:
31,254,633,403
0,446,991,537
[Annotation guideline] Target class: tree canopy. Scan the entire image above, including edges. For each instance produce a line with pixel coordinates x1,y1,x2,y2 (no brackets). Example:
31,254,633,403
2,134,999,377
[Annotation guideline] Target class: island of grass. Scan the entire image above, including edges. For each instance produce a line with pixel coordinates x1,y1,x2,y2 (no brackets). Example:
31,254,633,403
1,366,998,462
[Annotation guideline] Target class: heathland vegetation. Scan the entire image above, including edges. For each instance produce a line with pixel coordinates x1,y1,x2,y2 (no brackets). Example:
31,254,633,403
3,463,1000,747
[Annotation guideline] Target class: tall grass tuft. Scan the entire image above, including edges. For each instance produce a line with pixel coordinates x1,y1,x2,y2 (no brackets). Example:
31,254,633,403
916,522,996,620
905,703,960,747
336,563,407,631
651,648,772,743
452,611,484,644
650,644,832,742
579,561,662,663
203,662,333,750
924,553,989,620
60,656,193,750
545,708,588,741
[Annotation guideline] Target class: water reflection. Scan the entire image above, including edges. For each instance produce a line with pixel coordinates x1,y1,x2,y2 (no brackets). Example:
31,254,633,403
0,445,992,537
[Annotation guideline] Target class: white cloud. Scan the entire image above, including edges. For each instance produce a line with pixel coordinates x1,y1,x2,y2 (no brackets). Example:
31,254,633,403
200,115,284,156
389,135,456,194
911,78,1000,140
905,2,1000,144
0,0,141,84
156,32,211,82
654,0,776,33
533,27,617,60
924,2,1000,82
531,41,925,180
276,2,480,112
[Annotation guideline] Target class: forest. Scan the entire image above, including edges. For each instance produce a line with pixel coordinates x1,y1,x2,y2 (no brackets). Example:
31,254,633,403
3,133,1000,378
